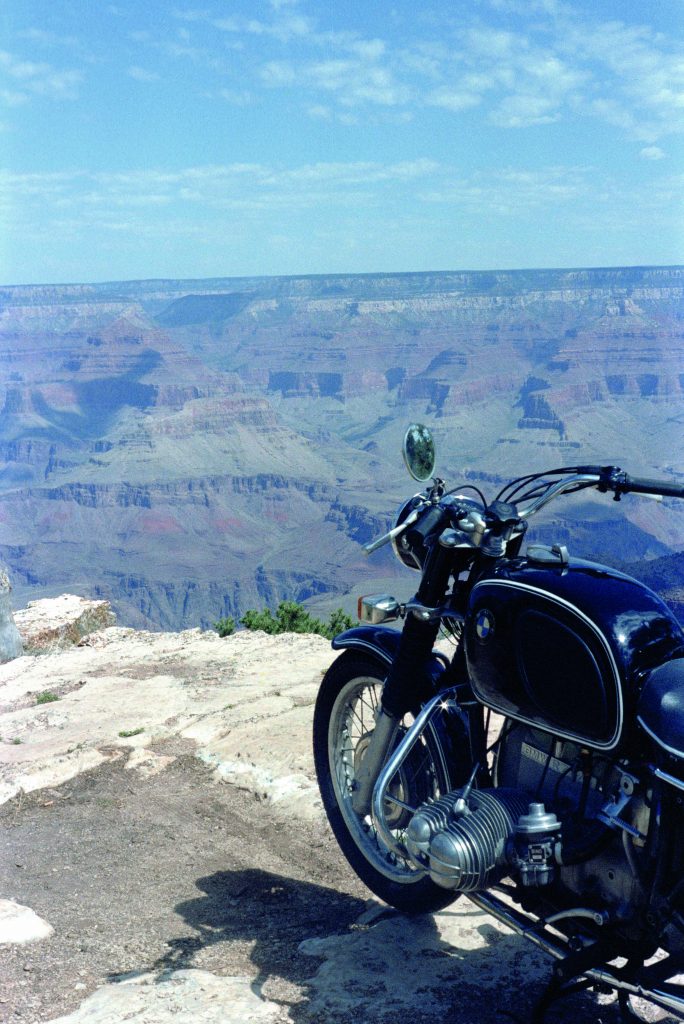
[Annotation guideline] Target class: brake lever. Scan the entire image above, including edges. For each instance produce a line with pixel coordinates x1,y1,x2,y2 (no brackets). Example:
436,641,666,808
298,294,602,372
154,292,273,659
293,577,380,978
363,506,423,555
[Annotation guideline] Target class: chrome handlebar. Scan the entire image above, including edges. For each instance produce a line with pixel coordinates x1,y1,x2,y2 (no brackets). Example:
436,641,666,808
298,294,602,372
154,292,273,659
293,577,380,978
516,473,601,520
363,505,424,554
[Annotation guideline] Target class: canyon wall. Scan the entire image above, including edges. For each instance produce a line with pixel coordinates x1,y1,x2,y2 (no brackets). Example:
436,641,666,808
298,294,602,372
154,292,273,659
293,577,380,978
1,267,682,628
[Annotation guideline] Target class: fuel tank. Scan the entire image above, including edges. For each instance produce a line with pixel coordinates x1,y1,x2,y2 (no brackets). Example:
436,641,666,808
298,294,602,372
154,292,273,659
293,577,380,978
464,555,684,751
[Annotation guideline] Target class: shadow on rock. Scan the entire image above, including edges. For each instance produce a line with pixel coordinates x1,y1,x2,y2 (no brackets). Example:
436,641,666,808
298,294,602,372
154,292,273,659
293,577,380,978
142,869,629,1024
151,868,368,1007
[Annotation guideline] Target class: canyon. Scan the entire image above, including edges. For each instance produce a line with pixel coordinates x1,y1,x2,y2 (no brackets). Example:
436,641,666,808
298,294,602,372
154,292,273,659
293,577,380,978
0,267,683,629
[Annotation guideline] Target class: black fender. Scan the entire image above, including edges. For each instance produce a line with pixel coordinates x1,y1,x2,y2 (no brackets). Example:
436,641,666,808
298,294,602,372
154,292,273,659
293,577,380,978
330,626,471,791
331,625,449,678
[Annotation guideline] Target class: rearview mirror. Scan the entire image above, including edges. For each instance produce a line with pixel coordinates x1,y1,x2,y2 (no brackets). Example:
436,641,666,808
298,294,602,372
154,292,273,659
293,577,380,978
402,423,436,482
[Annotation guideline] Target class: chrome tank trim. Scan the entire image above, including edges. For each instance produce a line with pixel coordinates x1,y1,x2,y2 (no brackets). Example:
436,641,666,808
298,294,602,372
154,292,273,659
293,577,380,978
468,578,624,751
639,716,684,760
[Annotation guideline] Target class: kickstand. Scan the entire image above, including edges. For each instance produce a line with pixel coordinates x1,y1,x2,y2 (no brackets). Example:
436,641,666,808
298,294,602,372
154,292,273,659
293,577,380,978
531,975,594,1024
530,938,618,1024
615,958,650,1023
617,990,646,1023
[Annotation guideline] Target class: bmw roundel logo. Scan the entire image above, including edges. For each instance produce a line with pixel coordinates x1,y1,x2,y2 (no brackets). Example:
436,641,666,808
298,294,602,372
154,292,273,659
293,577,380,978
476,609,495,641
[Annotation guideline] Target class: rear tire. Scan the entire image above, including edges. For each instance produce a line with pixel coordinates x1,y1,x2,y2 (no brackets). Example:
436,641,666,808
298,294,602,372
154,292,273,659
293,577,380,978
313,651,458,913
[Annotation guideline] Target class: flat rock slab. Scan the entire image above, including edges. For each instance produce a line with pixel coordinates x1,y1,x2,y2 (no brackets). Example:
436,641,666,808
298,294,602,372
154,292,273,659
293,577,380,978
0,898,54,944
0,625,334,808
45,969,281,1024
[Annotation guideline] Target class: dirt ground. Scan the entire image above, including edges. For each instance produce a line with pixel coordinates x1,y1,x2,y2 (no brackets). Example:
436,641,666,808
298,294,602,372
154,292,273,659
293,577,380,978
1,735,670,1024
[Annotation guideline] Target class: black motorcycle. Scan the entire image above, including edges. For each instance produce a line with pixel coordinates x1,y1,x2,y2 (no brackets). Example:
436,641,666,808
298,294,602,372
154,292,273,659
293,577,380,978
313,423,684,1021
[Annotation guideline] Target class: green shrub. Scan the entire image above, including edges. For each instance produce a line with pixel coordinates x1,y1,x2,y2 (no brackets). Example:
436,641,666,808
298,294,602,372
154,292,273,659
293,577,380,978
214,616,236,637
36,690,59,705
240,600,353,640
327,607,355,637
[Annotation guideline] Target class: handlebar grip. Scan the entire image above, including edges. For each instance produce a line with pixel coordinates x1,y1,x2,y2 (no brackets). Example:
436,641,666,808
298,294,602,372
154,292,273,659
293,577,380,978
618,474,684,499
406,504,447,541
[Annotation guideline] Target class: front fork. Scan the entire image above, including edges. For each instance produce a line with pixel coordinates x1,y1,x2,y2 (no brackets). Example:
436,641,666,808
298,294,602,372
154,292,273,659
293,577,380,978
351,708,398,816
370,688,462,864
352,540,462,818
351,611,443,816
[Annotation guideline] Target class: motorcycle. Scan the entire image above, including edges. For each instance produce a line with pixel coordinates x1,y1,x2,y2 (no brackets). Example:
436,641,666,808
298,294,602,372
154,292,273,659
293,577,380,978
313,423,684,1022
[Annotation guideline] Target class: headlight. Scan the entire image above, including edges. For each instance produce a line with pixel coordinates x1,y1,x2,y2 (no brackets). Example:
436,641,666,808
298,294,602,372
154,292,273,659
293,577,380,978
391,494,429,571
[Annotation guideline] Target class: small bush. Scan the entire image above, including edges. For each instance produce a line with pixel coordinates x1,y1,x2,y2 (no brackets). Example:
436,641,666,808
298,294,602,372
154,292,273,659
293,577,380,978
240,600,353,640
118,727,144,738
327,607,355,637
214,616,236,637
36,691,59,705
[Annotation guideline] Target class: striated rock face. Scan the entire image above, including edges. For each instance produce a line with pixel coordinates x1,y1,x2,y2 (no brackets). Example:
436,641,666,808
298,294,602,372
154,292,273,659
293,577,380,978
1,268,683,629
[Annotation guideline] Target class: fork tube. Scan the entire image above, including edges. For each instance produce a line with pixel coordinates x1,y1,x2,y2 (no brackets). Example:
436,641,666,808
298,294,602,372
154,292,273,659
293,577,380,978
371,690,454,864
351,709,398,816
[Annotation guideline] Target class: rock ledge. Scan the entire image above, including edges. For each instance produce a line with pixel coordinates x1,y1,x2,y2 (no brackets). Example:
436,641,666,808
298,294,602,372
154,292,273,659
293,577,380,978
14,594,116,653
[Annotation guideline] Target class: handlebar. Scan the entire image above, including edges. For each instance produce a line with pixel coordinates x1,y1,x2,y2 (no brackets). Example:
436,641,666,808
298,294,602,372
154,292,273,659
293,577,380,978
517,473,601,519
518,467,684,519
363,505,423,554
607,471,684,500
363,465,684,559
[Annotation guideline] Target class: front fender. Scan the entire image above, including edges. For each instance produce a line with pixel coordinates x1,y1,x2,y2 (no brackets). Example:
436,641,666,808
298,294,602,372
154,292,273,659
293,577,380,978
332,625,449,679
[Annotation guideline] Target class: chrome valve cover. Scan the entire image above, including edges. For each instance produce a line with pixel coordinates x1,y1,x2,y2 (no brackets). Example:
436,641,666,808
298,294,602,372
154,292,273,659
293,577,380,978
407,788,529,891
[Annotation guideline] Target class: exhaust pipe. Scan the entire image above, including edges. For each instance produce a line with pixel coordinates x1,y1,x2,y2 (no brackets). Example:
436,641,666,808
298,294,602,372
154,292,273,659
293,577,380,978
467,890,684,1018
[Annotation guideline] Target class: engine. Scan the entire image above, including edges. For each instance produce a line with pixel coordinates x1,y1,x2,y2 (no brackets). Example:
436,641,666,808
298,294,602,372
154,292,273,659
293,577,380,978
406,723,650,928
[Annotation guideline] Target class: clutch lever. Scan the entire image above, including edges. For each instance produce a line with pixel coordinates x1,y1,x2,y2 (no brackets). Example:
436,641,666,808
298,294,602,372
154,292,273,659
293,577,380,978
363,506,423,555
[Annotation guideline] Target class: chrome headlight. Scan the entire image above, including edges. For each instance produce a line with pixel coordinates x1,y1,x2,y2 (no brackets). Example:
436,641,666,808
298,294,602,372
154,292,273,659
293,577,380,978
391,494,429,571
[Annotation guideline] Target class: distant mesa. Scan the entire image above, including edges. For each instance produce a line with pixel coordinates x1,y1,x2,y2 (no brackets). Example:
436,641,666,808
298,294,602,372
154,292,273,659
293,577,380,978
156,293,254,327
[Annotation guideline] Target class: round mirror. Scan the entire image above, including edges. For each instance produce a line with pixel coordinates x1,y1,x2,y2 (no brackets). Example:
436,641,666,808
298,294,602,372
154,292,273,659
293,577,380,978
402,423,436,482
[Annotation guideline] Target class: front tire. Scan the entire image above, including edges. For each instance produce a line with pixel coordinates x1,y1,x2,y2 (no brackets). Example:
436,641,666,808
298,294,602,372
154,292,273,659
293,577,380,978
313,651,458,913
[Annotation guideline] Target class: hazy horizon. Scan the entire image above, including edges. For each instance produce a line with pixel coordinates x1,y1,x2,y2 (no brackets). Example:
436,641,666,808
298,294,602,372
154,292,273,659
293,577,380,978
3,260,684,292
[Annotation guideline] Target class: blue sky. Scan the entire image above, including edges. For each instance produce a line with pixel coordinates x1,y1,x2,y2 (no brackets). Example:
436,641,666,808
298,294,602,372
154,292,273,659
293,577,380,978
1,0,683,284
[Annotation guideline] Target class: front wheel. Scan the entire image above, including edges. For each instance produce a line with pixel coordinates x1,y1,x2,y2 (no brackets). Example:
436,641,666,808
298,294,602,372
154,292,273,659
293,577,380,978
313,651,458,913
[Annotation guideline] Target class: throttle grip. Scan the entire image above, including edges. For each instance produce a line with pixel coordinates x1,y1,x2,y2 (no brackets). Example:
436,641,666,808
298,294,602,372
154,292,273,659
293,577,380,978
614,473,684,499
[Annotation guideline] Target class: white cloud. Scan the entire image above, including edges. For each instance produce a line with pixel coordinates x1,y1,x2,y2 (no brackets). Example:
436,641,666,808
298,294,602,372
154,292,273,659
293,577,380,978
418,165,590,213
561,18,684,139
491,93,561,127
0,161,445,222
306,58,410,107
217,88,253,106
0,88,28,107
260,60,296,86
178,6,314,42
0,49,83,101
17,28,81,50
640,145,666,160
350,39,386,61
427,88,481,112
307,103,331,119
128,66,160,82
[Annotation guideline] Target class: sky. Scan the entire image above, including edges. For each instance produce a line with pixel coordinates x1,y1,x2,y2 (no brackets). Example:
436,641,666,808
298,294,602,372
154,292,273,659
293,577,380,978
1,0,683,284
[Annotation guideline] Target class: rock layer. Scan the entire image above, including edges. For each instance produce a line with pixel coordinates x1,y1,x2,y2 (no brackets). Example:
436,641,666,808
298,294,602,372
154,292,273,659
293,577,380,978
1,268,683,630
